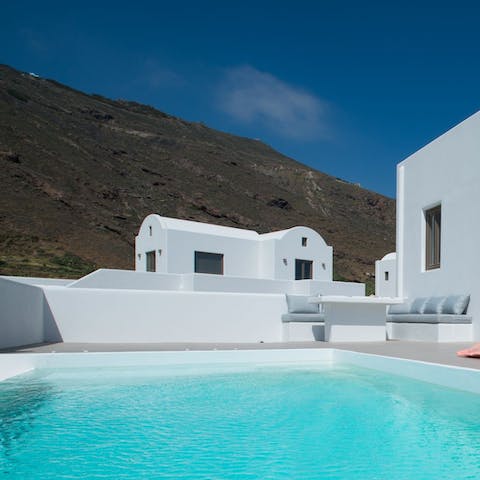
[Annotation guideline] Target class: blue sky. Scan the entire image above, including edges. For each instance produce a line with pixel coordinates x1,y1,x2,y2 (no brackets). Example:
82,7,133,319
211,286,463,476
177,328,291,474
2,0,479,198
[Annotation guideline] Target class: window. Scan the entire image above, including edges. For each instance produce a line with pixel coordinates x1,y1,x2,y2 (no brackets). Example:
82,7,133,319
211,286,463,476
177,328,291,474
384,271,389,281
146,250,156,272
425,205,441,270
195,251,224,275
295,259,313,280
149,226,152,236
302,237,308,247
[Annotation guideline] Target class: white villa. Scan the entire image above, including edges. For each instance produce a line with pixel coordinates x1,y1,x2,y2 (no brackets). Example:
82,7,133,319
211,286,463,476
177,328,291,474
376,110,480,342
135,214,332,281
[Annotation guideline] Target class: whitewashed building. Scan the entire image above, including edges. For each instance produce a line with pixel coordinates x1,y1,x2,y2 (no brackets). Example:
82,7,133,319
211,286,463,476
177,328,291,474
135,214,333,281
379,110,480,340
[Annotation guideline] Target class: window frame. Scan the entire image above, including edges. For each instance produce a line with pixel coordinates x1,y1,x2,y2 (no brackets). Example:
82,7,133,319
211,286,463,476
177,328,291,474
194,251,224,275
425,205,441,271
146,250,156,272
295,259,313,280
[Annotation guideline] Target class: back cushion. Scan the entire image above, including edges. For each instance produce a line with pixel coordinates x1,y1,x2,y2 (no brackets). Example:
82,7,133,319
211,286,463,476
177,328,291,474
285,294,319,314
409,297,428,314
388,303,411,314
442,295,470,315
423,297,446,314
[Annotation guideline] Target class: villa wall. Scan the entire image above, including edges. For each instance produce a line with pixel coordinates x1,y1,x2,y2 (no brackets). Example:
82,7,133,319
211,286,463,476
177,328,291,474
64,269,365,296
375,253,397,297
68,269,185,290
268,227,333,281
0,277,45,348
42,287,286,343
397,111,480,338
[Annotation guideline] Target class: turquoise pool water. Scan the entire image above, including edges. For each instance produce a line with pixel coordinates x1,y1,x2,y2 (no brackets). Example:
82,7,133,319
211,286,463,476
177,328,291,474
1,363,480,479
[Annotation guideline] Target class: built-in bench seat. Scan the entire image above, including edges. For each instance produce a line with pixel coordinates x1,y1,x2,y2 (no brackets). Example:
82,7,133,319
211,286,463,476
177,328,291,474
282,294,324,341
387,294,472,342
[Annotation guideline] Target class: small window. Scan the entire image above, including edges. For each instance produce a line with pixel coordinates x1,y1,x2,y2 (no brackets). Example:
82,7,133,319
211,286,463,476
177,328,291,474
149,226,152,236
146,251,156,272
384,271,389,281
425,205,441,270
195,251,224,275
302,237,307,247
295,259,313,280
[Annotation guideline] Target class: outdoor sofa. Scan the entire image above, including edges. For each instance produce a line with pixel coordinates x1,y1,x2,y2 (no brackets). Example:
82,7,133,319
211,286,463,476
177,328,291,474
281,294,324,341
387,294,472,342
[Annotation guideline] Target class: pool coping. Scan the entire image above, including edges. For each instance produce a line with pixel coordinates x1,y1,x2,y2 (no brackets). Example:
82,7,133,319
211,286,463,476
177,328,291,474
1,348,480,395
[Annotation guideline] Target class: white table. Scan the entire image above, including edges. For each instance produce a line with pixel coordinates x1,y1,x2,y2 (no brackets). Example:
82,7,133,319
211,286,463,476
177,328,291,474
308,296,404,342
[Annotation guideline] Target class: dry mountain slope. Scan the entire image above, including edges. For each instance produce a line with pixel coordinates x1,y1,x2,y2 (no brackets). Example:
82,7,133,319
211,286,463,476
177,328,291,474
0,64,395,287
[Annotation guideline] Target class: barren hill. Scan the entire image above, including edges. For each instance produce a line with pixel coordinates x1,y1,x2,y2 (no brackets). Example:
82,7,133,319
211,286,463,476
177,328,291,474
0,64,395,289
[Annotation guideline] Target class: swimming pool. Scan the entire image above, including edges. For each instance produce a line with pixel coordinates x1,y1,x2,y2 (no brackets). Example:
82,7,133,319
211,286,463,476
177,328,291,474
1,351,480,479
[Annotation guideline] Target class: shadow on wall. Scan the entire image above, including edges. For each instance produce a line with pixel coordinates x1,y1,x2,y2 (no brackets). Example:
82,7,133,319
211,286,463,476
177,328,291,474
43,293,62,343
312,325,325,341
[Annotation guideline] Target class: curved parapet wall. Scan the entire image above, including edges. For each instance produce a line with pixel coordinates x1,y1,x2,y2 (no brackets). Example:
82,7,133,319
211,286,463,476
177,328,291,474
375,253,397,297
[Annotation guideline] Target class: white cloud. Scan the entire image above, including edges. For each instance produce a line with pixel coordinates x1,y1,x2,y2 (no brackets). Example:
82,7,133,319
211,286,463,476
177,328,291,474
142,59,185,89
218,65,329,140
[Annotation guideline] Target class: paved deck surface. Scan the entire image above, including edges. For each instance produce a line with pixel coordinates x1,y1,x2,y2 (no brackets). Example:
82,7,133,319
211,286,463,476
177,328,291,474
3,341,480,370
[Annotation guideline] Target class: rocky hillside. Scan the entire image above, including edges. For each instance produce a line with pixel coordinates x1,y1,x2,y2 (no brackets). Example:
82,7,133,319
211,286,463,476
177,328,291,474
0,64,395,288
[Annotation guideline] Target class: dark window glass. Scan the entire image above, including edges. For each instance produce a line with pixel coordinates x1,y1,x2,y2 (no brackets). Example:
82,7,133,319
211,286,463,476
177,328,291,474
425,206,441,270
295,259,313,280
302,237,308,247
195,251,224,275
385,271,389,281
146,251,156,272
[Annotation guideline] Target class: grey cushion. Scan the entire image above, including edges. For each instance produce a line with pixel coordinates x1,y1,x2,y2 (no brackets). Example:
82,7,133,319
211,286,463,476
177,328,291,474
388,303,411,314
282,313,325,323
423,297,446,314
410,297,428,314
387,314,472,324
285,294,319,314
442,295,470,315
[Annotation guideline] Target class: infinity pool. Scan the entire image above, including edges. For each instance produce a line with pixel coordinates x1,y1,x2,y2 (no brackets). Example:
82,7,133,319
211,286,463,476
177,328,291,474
1,363,480,479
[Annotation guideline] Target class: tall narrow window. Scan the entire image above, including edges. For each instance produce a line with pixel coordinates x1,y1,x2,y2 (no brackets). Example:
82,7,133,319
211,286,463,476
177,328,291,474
425,205,441,270
384,271,389,281
302,237,308,247
295,259,313,280
146,250,156,272
195,251,224,275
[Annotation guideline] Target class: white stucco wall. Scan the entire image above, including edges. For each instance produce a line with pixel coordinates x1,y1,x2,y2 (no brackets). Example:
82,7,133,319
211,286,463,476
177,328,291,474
266,227,333,281
42,287,285,343
0,278,45,348
375,253,397,297
134,214,168,272
397,111,480,338
69,269,184,290
64,269,365,296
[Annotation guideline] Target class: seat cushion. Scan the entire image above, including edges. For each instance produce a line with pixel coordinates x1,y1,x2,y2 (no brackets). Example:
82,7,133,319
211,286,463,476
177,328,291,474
285,294,319,314
387,314,472,324
282,313,325,323
442,295,470,315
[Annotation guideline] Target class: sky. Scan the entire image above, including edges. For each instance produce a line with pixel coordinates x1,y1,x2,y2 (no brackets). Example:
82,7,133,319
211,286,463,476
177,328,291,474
1,0,479,198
